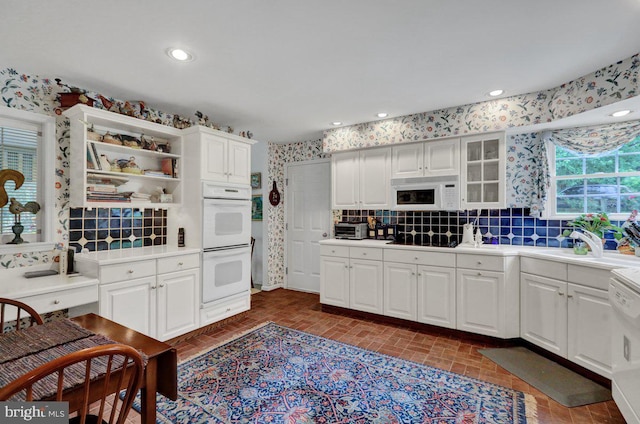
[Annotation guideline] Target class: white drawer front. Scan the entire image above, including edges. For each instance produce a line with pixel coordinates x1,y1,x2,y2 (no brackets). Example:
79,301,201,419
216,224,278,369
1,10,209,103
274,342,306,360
200,293,250,326
19,285,98,314
350,247,383,261
384,249,455,267
157,253,200,274
457,254,504,272
567,265,611,291
100,260,156,284
521,257,567,280
320,245,349,257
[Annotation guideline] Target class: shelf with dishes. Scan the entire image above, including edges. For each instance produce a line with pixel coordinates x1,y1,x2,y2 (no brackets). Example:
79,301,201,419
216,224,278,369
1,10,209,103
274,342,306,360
65,104,184,208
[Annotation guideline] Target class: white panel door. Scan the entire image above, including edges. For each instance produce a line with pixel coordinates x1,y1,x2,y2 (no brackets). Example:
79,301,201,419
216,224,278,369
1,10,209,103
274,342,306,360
287,160,331,293
331,152,359,209
156,269,200,341
201,134,227,181
99,277,156,337
520,273,567,357
417,265,456,329
456,269,503,337
383,262,417,321
568,283,612,377
359,147,391,208
350,259,383,314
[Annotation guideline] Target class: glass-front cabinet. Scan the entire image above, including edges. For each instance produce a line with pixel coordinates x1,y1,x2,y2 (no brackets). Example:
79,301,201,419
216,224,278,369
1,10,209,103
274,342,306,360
460,132,506,209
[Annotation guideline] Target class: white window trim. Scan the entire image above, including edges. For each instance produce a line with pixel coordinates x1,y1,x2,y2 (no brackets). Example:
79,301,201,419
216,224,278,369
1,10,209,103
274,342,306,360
0,107,56,254
542,139,637,221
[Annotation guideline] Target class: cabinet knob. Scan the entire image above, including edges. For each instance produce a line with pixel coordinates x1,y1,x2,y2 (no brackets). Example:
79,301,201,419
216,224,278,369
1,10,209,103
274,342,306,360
226,307,231,312
477,272,482,276
362,252,367,256
558,292,564,296
412,272,416,276
159,284,165,288
151,285,156,290
344,265,348,269
414,257,418,260
331,250,336,253
54,300,60,305
178,262,184,266
417,273,422,277
567,294,573,299
349,265,353,269
477,261,482,265
127,270,134,274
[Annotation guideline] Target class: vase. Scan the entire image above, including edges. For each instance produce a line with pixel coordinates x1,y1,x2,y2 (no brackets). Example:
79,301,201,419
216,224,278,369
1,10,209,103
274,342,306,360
573,241,588,255
8,222,25,244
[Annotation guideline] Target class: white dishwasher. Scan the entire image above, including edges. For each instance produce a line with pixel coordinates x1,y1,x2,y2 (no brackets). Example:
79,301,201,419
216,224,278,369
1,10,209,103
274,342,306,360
610,267,640,424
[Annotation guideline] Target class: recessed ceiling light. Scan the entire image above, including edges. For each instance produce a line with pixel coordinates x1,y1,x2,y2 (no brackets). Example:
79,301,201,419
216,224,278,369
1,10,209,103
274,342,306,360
376,112,388,118
611,109,632,117
488,89,504,97
167,48,194,62
331,121,342,126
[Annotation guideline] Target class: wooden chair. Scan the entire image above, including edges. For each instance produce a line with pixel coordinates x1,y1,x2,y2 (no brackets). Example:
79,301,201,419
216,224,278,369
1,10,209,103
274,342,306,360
0,297,43,333
0,344,144,424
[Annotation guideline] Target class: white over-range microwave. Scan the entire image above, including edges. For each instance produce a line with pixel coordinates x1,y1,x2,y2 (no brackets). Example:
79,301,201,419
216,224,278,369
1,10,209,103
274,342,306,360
391,176,460,211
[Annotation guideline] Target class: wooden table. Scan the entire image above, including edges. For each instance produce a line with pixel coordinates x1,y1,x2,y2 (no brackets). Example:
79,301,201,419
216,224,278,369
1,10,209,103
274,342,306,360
71,313,177,424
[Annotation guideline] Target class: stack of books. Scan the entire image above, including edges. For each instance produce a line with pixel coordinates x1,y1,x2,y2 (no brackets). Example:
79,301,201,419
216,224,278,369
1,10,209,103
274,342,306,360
130,192,152,203
143,170,172,178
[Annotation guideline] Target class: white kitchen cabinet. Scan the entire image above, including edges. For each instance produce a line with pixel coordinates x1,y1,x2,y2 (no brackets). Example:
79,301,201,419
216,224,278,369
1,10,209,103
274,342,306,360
383,262,417,321
520,273,567,356
331,147,391,209
456,253,519,338
460,132,506,209
64,104,184,208
391,138,460,178
182,126,254,185
156,267,200,341
417,265,456,329
320,245,383,314
520,257,612,377
99,276,157,336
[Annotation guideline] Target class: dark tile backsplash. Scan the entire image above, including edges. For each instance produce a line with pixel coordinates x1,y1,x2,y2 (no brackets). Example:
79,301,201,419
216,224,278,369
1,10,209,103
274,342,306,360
339,208,622,250
69,208,167,252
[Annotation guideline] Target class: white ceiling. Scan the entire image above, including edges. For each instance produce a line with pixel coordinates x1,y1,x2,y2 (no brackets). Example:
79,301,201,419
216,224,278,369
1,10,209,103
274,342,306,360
2,0,640,143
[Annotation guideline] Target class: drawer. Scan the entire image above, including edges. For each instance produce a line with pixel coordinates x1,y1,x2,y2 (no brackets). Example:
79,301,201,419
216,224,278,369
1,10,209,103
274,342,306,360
157,253,200,274
521,257,567,280
200,293,250,326
457,253,504,272
19,285,98,314
100,259,156,285
567,264,611,291
384,249,455,267
350,247,383,261
320,245,349,257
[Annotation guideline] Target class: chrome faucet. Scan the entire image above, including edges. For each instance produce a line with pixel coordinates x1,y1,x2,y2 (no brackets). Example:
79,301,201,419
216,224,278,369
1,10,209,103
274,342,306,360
569,230,603,258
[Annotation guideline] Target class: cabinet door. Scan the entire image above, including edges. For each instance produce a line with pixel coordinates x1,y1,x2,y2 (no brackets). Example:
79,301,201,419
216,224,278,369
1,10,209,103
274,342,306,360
383,262,417,321
99,277,156,337
417,265,456,329
359,147,391,208
424,138,459,176
460,133,505,209
520,273,568,357
391,143,424,178
350,259,383,314
320,256,350,307
568,283,612,377
331,152,359,209
201,134,228,181
456,269,504,337
156,269,200,341
227,140,251,184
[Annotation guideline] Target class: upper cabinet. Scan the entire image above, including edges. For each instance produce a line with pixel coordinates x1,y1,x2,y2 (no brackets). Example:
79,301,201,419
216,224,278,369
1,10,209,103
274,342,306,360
64,105,183,208
391,138,460,178
182,127,253,184
460,132,506,209
332,147,391,209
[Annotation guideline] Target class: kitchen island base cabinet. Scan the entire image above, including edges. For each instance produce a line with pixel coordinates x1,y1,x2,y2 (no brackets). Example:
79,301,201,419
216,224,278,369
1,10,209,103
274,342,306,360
383,262,417,321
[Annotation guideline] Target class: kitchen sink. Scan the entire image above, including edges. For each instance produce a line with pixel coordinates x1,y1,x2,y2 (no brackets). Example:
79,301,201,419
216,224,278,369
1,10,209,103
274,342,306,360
533,249,640,268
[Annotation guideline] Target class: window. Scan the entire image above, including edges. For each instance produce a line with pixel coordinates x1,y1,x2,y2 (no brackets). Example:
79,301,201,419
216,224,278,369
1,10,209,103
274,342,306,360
0,108,55,250
546,136,640,218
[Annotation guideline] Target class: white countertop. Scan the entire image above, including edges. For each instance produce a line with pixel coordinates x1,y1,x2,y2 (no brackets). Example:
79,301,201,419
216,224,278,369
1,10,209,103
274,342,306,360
320,238,640,269
74,245,201,265
0,264,98,299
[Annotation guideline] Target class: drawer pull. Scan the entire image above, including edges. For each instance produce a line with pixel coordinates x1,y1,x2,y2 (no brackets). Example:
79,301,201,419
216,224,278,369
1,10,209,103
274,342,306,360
477,261,482,265
127,270,134,274
567,294,573,299
477,272,482,276
226,307,231,312
151,285,156,290
159,284,165,288
558,292,564,296
178,262,184,266
54,300,60,305
362,252,367,256
414,257,418,260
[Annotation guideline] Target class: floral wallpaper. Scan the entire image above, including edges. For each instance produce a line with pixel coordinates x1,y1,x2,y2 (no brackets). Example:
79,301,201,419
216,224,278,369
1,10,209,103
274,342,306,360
323,54,639,152
265,139,328,290
505,133,548,215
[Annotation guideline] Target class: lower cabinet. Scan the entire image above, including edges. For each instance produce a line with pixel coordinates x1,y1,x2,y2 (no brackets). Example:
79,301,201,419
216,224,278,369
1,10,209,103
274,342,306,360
319,255,350,308
520,256,612,378
457,269,504,337
100,276,157,337
156,269,200,341
350,259,384,314
417,265,456,329
383,262,417,321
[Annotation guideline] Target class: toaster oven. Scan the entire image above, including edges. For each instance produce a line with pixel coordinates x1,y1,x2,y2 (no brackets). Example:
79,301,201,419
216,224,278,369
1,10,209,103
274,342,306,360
334,223,368,240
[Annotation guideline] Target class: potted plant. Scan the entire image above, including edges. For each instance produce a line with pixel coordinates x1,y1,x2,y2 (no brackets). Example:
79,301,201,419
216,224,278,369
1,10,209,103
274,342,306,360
562,212,623,241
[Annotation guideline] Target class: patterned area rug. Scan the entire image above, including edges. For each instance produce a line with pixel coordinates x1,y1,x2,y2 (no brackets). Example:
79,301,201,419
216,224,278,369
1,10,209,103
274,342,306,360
139,322,537,423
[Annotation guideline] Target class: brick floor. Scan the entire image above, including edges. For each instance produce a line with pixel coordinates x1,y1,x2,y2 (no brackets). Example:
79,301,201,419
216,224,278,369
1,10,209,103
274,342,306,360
125,288,626,424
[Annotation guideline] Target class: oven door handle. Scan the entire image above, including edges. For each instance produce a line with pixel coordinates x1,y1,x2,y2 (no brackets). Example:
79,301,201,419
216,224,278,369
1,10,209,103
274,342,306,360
203,247,250,257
